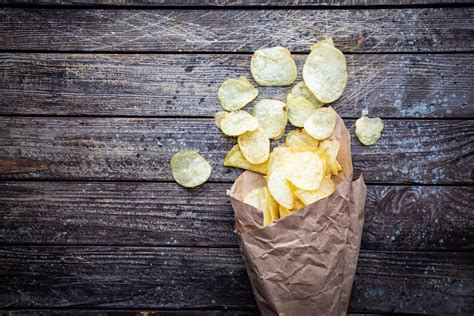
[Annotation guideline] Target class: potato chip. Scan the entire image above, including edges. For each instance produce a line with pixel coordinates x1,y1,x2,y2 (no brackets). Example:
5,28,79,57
253,99,288,140
218,76,259,111
243,187,274,227
355,116,384,146
294,176,336,205
238,127,270,164
284,151,324,190
267,167,294,209
304,107,337,140
319,138,342,175
170,151,212,188
251,46,297,86
285,129,319,148
243,187,263,210
267,146,291,175
292,197,305,211
303,38,347,103
287,81,323,108
279,205,292,219
214,111,226,129
263,187,280,223
224,144,268,174
286,97,317,128
218,110,260,136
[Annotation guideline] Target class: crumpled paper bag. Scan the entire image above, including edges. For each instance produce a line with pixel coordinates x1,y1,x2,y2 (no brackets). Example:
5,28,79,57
227,115,367,316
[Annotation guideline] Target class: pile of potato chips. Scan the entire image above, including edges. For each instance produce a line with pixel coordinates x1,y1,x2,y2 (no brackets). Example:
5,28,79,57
171,38,383,217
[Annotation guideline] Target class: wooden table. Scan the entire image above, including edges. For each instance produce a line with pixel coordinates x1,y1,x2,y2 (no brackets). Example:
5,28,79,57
0,1,473,315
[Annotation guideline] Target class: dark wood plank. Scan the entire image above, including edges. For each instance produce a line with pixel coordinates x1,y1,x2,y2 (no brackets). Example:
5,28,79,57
0,247,472,313
0,0,471,6
0,311,258,316
0,182,472,251
1,53,472,118
0,118,472,184
0,8,472,52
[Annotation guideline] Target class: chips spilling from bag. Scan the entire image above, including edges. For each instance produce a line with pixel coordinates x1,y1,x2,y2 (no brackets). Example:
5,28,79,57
355,116,384,146
170,151,212,188
172,37,382,196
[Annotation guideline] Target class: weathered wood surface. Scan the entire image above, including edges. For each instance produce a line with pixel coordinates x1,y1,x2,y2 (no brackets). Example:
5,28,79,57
0,0,471,7
0,117,472,184
0,246,472,313
0,8,473,52
0,181,472,251
0,311,259,316
1,53,472,118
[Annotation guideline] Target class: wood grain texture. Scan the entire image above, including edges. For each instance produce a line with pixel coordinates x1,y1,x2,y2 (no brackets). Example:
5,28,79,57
0,8,472,52
0,181,472,251
0,117,472,184
0,311,259,316
0,246,472,313
0,0,471,6
1,53,472,118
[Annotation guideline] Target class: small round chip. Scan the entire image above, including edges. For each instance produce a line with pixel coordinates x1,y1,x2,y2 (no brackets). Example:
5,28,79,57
303,38,347,103
170,151,212,188
218,110,260,136
355,116,384,146
284,151,324,190
253,99,288,140
304,107,337,140
218,76,259,111
267,167,294,209
238,127,270,164
251,46,297,86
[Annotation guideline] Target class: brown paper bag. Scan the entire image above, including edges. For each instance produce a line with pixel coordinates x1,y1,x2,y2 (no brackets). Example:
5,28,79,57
227,115,367,316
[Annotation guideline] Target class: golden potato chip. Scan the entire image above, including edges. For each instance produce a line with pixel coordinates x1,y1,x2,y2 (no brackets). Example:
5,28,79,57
243,187,263,210
238,127,270,164
268,167,294,209
287,82,324,127
263,187,280,223
287,81,323,108
355,116,384,146
218,76,259,111
251,46,297,86
319,138,342,175
253,99,288,140
294,176,336,205
170,150,212,188
267,146,291,175
243,187,274,227
285,129,319,148
304,107,337,140
303,38,347,103
286,97,317,128
292,197,305,211
224,144,268,174
218,110,260,136
284,151,324,190
279,205,292,219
